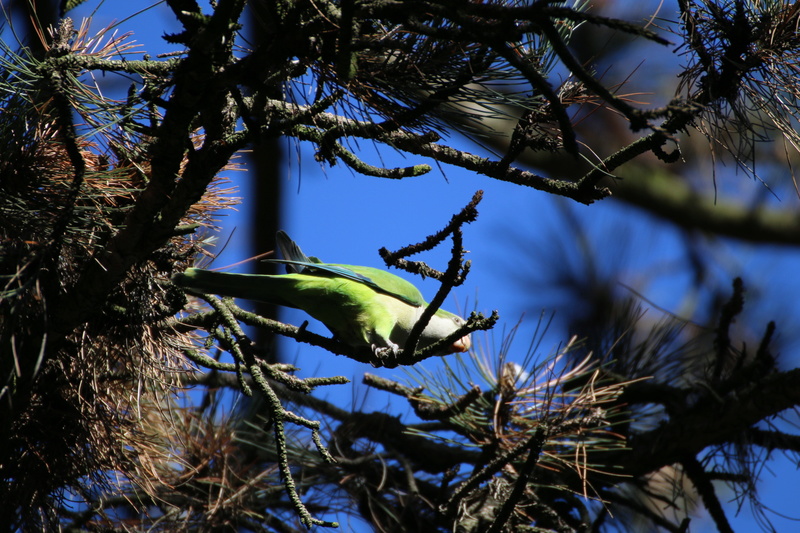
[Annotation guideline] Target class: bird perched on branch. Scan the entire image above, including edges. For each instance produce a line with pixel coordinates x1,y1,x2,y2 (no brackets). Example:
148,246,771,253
172,231,471,358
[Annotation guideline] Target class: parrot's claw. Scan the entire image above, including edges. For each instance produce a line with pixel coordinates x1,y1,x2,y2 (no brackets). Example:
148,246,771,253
370,343,401,368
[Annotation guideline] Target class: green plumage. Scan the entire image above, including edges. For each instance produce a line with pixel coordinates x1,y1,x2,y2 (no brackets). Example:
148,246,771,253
172,232,471,356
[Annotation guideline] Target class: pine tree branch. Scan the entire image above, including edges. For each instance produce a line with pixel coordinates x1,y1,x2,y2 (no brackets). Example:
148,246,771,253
49,4,246,339
280,104,609,203
612,168,800,246
620,367,800,478
682,455,734,533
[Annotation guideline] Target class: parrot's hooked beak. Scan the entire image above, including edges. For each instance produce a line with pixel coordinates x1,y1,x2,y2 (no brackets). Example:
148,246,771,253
452,334,472,353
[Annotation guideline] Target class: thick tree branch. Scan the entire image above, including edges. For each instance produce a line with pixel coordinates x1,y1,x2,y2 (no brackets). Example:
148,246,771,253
620,368,800,478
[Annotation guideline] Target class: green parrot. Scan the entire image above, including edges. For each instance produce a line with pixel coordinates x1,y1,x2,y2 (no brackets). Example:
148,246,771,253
172,231,471,357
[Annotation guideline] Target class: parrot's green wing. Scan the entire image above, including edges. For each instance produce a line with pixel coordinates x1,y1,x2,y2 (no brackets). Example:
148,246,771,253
272,230,424,308
263,258,424,308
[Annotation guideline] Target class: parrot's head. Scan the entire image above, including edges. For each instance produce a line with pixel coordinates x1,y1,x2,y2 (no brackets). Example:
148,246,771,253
423,311,471,355
449,315,471,353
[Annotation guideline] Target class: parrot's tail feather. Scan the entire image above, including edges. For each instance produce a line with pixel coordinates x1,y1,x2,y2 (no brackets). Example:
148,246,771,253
172,268,295,307
276,230,313,273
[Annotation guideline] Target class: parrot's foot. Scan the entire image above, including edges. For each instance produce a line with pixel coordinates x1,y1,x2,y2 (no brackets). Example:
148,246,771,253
370,343,401,368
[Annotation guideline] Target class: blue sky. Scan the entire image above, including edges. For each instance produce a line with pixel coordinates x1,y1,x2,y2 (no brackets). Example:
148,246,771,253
25,1,800,530
236,138,800,531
